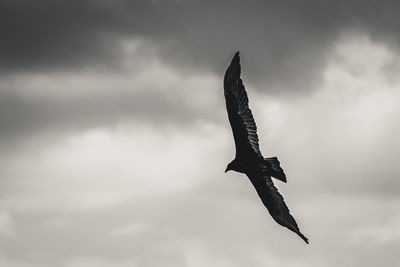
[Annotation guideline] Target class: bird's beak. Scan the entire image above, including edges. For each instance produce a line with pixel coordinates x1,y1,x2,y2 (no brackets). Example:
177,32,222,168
225,167,228,173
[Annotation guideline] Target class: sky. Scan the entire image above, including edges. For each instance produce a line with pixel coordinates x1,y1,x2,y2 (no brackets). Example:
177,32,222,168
1,0,400,266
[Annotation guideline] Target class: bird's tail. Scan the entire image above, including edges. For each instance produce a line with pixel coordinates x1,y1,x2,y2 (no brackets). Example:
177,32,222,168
264,157,286,183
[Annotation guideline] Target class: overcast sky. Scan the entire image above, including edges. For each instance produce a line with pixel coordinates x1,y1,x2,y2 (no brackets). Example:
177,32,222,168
1,1,400,266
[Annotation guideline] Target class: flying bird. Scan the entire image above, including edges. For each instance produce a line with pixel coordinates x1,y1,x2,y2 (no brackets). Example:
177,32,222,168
224,52,308,243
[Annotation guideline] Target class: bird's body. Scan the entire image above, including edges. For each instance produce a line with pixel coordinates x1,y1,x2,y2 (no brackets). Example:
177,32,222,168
223,52,308,243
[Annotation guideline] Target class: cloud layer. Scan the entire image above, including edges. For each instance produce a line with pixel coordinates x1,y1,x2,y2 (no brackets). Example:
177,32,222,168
3,0,400,90
1,1,400,267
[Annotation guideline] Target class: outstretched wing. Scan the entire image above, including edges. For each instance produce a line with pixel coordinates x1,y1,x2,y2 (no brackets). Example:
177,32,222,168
247,172,308,243
224,52,262,159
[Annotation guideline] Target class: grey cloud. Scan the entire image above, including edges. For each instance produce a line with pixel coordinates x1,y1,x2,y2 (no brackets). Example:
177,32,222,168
0,0,121,71
2,179,400,267
3,0,400,91
1,1,400,266
1,100,399,266
0,88,223,149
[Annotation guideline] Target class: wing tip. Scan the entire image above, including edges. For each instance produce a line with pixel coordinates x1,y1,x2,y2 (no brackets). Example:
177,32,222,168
297,231,309,244
230,51,240,65
224,51,242,85
233,51,240,62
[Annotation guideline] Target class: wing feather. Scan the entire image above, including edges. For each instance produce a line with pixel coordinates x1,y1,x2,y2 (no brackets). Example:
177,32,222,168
247,172,308,243
224,52,262,159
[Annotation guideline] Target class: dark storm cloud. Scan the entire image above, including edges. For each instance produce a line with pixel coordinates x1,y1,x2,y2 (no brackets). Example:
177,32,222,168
3,0,400,91
2,1,400,266
0,0,129,71
0,87,222,148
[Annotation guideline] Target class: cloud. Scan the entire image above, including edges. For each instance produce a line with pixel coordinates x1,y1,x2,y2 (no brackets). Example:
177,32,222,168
1,2,400,267
0,59,223,149
3,0,400,91
252,33,400,197
62,257,138,267
0,211,15,237
351,214,400,244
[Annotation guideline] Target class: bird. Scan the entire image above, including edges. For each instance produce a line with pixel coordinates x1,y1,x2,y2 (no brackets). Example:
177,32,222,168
223,51,308,244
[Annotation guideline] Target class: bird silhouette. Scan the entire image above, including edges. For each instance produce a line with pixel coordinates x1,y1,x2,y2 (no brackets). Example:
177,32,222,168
224,51,308,243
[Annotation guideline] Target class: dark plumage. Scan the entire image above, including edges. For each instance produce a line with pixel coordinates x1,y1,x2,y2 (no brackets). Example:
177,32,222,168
224,52,308,244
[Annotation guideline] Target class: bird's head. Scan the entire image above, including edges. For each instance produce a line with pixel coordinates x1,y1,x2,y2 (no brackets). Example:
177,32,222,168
225,160,236,173
225,164,231,173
